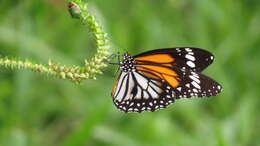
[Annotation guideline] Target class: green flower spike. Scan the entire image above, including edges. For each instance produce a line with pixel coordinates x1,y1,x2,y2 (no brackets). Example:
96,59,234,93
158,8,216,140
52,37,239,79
0,0,111,83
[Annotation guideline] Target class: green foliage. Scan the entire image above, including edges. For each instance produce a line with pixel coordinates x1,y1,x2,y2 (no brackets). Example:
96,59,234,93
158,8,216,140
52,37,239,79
0,0,259,146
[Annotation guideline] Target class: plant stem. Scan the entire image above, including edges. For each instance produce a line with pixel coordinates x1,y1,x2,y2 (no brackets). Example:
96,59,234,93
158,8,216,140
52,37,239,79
0,0,111,83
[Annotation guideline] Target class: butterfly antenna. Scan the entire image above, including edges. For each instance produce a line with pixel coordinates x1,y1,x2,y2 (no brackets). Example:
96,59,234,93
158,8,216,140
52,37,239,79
108,52,121,65
108,52,121,76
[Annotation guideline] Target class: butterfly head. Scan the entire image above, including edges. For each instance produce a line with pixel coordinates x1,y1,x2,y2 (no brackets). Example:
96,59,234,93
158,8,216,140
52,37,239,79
120,53,136,72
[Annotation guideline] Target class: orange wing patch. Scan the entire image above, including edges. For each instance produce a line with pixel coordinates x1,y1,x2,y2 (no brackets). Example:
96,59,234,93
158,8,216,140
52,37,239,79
137,65,180,88
135,54,175,63
162,74,179,87
139,70,161,80
138,65,178,76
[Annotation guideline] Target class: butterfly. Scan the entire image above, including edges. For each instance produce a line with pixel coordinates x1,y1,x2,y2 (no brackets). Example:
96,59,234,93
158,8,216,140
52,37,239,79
111,47,222,113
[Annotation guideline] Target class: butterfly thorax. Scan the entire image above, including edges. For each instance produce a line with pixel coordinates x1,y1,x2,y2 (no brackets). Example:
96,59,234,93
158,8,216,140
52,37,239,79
119,53,136,72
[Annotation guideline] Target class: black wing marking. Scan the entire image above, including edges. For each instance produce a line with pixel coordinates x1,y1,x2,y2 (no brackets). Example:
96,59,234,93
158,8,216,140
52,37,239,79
134,47,215,72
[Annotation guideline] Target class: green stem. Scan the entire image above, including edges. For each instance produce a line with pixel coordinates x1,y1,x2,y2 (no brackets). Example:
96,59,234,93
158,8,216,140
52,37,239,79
0,0,111,82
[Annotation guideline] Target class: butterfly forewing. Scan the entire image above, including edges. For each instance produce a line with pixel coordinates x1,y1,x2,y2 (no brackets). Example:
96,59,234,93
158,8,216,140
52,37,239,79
134,47,214,72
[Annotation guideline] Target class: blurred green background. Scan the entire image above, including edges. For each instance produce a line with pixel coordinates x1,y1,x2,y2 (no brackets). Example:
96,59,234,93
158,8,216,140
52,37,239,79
0,0,260,146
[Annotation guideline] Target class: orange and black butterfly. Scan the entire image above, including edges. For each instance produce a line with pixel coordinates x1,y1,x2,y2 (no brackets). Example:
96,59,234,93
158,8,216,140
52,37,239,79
111,47,222,113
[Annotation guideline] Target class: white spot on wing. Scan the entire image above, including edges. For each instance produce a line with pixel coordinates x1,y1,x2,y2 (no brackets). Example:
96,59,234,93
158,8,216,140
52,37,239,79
193,88,198,93
191,81,201,89
176,48,181,52
185,48,192,52
191,72,199,78
188,52,194,55
187,61,195,68
189,75,200,84
185,54,195,61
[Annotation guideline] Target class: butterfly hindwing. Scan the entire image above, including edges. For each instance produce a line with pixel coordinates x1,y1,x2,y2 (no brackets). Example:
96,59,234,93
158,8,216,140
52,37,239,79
112,71,175,113
134,47,214,72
